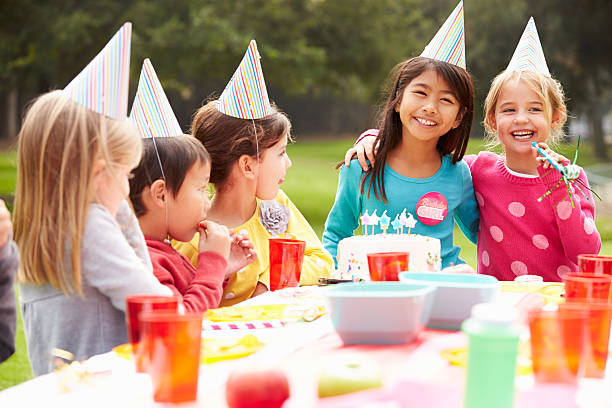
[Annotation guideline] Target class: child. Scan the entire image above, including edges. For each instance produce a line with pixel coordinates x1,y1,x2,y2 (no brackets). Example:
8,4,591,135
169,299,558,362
173,101,333,306
129,135,256,312
324,55,479,270
348,19,601,281
14,91,172,376
0,199,19,364
324,3,479,270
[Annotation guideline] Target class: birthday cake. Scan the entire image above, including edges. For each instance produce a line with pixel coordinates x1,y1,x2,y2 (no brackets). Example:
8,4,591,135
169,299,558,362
335,209,441,280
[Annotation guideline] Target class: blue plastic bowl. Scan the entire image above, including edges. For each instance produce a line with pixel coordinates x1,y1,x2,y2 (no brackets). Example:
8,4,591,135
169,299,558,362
398,272,500,330
323,282,436,345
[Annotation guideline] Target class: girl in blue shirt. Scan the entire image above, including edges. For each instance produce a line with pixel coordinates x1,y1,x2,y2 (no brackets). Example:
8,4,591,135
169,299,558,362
323,56,479,269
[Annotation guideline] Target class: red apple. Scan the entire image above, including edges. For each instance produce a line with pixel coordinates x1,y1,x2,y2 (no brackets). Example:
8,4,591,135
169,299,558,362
225,365,290,408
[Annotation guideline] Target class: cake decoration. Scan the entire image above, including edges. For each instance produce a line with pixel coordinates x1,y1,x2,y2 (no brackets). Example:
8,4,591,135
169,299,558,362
379,211,391,234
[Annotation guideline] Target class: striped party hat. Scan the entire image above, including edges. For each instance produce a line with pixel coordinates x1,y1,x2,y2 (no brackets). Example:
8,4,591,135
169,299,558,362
63,22,132,120
129,59,182,138
506,17,550,76
218,40,272,119
420,1,465,69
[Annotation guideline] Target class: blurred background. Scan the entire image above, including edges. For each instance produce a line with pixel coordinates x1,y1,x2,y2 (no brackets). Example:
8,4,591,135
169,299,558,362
1,0,612,388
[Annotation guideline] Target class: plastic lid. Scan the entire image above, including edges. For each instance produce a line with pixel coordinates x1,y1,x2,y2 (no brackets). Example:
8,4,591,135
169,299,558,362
470,303,519,325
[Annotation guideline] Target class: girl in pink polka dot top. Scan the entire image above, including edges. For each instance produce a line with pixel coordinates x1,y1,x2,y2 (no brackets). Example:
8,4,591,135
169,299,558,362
462,69,601,281
349,69,602,281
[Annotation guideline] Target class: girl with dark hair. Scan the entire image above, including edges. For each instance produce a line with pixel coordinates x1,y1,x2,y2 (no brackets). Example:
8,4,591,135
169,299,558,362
173,101,332,306
323,56,479,270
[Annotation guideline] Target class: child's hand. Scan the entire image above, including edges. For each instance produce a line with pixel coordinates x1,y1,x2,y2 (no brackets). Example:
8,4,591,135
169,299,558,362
198,220,231,260
344,135,377,171
225,230,257,279
0,200,12,248
534,142,569,170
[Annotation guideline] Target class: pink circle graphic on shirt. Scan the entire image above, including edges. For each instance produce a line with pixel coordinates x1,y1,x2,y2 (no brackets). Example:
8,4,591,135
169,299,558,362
557,265,571,278
481,250,490,267
511,261,528,276
475,192,484,207
508,202,525,217
556,201,572,220
416,192,448,226
584,218,595,235
490,226,504,242
532,234,549,250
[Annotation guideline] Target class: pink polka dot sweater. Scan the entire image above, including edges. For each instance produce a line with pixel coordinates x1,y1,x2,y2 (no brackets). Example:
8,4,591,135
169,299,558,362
464,151,601,281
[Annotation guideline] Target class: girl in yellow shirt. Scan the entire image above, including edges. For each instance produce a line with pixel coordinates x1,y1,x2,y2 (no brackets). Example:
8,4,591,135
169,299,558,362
173,101,332,306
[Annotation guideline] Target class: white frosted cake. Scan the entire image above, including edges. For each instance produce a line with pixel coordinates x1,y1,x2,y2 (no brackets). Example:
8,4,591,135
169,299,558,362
336,234,441,281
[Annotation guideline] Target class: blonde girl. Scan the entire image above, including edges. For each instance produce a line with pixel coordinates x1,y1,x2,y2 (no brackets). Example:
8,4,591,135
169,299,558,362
15,91,171,375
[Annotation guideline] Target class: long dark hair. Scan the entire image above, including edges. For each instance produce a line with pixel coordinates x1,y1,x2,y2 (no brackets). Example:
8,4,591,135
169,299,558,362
361,56,474,203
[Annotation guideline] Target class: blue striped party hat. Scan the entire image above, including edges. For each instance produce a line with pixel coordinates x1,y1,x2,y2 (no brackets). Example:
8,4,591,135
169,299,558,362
63,22,132,120
506,17,550,76
218,40,272,119
129,59,182,138
421,1,465,69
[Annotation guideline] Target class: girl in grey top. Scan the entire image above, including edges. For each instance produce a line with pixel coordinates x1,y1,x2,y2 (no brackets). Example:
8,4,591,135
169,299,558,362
14,91,171,376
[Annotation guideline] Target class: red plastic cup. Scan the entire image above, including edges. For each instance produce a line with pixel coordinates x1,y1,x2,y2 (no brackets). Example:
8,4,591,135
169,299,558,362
269,238,306,291
125,295,179,372
527,308,588,383
562,272,612,303
559,301,612,379
366,252,409,281
578,254,612,275
139,311,203,403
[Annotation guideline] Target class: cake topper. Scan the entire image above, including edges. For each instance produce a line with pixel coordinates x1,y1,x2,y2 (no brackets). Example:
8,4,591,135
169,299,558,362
368,209,380,235
406,212,417,234
379,210,391,234
360,210,371,235
391,214,402,234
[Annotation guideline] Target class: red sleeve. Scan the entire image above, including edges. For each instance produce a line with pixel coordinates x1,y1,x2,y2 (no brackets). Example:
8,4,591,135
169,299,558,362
151,249,227,312
355,129,379,145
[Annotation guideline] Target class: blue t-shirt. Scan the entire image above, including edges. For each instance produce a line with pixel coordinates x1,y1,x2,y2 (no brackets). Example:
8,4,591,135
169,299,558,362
323,156,479,268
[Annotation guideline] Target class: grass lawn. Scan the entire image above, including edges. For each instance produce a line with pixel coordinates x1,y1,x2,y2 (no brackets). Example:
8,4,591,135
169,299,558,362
1,136,611,390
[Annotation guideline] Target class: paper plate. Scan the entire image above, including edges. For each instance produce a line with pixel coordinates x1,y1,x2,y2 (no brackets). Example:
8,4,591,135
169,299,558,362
112,334,265,364
204,304,325,322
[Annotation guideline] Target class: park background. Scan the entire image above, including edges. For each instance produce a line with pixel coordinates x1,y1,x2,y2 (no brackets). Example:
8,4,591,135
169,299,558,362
1,0,612,390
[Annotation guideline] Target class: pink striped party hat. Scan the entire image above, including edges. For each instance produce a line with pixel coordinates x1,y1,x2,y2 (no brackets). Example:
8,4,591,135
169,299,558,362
63,22,132,120
506,17,550,76
218,40,272,119
129,59,182,138
421,1,465,69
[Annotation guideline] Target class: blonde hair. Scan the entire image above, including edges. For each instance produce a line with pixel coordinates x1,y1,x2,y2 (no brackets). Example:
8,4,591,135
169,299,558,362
14,90,141,295
483,70,567,148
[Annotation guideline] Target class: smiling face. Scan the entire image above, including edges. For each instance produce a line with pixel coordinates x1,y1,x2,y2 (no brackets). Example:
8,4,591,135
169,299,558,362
256,132,292,200
167,159,211,242
489,78,559,158
394,69,462,146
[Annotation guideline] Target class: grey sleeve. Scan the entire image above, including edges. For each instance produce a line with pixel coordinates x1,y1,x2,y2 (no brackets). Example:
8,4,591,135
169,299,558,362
81,204,171,312
0,237,19,363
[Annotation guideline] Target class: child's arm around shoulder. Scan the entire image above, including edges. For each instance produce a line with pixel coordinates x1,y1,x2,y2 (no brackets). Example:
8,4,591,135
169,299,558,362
279,190,333,284
0,199,18,363
82,201,171,312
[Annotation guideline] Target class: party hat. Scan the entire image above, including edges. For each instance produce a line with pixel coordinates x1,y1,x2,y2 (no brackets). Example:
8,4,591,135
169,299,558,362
421,1,465,69
129,59,182,138
218,40,272,119
506,17,550,76
63,22,132,120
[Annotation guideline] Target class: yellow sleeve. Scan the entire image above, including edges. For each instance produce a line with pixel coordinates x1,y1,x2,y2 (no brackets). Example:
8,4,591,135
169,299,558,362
172,235,199,267
278,191,333,285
